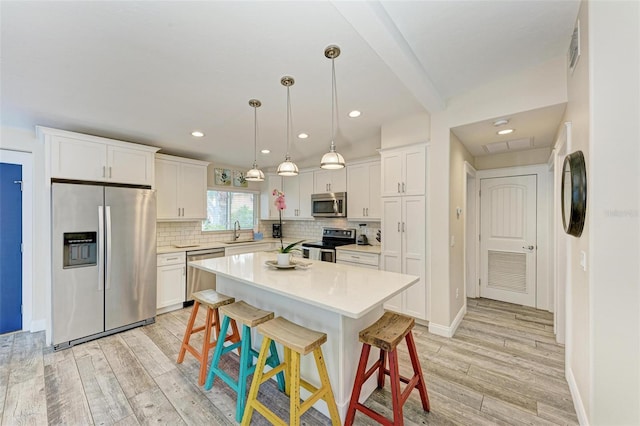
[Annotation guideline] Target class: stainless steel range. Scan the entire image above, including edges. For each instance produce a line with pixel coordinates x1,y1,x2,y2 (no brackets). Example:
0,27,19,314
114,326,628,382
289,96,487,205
302,228,356,262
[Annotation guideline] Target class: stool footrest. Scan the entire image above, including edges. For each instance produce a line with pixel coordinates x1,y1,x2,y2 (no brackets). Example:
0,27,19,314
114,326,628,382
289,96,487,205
251,400,286,426
299,380,328,415
259,363,286,383
352,402,394,426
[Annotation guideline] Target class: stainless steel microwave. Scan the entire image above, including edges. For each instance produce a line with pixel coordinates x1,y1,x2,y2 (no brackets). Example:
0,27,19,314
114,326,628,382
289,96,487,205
311,192,347,217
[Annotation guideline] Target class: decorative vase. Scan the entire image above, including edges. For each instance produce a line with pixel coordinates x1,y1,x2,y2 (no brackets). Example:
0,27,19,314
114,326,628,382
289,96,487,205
276,253,291,266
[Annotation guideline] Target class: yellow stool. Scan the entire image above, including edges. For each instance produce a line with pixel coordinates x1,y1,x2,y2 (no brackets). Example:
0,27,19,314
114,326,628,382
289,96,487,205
241,317,341,426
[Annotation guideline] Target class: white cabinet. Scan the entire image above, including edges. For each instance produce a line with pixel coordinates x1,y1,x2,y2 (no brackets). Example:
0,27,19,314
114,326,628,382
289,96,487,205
381,145,425,197
282,171,314,219
155,154,209,221
336,250,380,269
261,174,283,220
314,168,346,193
157,252,186,312
347,161,381,220
381,196,426,320
42,127,159,186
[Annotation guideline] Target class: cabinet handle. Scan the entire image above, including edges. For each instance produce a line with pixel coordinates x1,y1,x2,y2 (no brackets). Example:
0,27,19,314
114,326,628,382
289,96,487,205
178,208,181,216
397,182,400,193
402,222,406,232
397,222,401,232
366,208,369,216
109,166,112,178
167,257,178,261
102,166,106,178
402,182,406,193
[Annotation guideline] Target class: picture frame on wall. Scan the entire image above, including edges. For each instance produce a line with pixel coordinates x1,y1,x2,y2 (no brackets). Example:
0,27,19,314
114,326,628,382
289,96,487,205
233,170,248,187
214,168,231,186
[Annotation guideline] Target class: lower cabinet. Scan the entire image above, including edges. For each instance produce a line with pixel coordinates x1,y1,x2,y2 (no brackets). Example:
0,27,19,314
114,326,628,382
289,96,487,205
157,252,186,313
335,250,380,270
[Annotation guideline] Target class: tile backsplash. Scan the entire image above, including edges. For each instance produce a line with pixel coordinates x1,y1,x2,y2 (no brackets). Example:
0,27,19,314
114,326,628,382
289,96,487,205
157,219,381,248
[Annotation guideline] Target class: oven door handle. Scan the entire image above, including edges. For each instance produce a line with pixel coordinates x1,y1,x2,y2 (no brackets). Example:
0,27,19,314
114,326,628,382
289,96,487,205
319,248,334,253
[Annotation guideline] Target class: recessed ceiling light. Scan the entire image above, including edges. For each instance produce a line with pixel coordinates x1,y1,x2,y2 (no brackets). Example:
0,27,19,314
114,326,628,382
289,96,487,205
493,119,509,127
297,133,309,139
191,131,204,137
348,110,361,118
497,128,515,135
261,149,270,154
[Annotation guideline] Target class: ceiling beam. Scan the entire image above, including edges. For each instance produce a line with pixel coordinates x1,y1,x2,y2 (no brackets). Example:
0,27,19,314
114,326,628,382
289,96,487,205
332,0,445,113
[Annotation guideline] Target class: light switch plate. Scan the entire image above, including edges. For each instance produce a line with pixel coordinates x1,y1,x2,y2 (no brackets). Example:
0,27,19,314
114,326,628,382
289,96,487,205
580,250,587,271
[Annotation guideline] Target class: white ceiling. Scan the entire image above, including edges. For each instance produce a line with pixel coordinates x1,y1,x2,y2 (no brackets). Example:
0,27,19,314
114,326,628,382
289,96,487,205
0,1,579,170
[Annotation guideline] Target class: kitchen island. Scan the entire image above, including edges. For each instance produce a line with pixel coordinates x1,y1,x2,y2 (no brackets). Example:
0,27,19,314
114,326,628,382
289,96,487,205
189,252,419,420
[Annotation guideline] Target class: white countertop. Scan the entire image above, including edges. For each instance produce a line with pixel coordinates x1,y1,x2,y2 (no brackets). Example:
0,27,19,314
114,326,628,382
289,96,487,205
157,238,294,254
335,244,381,254
189,252,418,319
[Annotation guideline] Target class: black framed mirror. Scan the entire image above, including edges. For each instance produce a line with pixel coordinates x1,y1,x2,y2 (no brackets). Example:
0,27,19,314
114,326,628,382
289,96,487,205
561,150,587,237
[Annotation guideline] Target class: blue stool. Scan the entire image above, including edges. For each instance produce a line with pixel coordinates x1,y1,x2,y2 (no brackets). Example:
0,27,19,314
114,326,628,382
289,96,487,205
204,301,285,422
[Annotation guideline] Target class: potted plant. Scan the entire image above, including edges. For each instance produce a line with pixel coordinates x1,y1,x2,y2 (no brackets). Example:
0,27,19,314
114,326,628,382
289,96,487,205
273,189,304,265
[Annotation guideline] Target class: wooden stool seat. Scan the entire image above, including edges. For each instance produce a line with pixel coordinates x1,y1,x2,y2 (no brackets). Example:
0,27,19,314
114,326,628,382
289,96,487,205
359,312,414,352
257,316,327,355
205,301,285,423
345,312,430,426
220,300,275,328
242,317,341,426
192,289,235,309
177,290,241,386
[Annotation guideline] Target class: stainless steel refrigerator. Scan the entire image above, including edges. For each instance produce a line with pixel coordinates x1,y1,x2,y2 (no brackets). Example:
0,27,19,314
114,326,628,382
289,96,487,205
52,182,156,350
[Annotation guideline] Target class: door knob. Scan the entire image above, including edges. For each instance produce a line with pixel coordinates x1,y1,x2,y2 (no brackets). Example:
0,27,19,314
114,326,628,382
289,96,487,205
523,245,535,250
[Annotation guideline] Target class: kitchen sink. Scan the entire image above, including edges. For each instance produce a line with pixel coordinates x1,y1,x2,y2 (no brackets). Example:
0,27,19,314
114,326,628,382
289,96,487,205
223,240,256,244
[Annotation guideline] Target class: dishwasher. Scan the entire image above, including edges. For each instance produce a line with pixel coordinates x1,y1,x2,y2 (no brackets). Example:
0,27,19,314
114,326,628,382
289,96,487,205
185,247,225,305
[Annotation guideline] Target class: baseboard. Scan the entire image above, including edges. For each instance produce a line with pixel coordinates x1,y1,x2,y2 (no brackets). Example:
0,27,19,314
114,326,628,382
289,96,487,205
30,319,46,332
566,366,589,425
428,305,467,338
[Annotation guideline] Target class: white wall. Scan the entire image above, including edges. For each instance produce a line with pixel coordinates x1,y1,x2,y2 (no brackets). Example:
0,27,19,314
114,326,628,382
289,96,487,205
588,1,639,423
380,112,430,149
449,132,474,323
0,126,47,331
474,147,552,170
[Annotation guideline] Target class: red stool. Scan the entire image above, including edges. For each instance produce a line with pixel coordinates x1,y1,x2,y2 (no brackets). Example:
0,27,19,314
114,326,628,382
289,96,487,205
345,312,430,425
177,289,241,386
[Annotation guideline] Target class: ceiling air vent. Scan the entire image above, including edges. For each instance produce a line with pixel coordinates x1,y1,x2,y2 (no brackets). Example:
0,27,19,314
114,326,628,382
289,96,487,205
483,137,533,154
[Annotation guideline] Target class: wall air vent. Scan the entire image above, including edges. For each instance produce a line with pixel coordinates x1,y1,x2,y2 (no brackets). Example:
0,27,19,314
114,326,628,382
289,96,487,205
568,20,581,74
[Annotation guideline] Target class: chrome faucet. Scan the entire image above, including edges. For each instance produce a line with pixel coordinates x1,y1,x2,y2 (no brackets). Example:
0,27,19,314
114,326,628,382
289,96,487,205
233,220,241,241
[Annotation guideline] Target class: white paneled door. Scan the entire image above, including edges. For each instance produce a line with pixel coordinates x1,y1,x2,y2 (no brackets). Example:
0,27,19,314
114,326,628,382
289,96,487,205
480,175,537,307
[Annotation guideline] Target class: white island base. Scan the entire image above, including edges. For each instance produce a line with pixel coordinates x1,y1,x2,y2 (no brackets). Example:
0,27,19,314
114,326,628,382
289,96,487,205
189,252,419,421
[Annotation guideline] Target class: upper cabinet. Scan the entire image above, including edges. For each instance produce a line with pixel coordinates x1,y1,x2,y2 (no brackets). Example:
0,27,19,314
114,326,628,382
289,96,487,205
347,160,381,221
41,127,159,186
155,154,209,221
314,168,346,193
260,174,283,220
282,171,314,220
380,145,425,197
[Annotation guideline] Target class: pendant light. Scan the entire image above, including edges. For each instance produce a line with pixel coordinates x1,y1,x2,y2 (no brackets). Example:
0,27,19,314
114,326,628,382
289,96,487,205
276,76,299,176
320,45,346,169
245,99,265,181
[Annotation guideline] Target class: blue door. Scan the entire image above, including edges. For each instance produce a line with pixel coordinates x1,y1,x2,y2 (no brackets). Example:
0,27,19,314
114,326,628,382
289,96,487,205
0,163,22,333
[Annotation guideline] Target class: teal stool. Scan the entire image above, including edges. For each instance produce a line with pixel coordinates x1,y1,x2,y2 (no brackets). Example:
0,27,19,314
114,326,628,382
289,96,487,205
204,300,285,422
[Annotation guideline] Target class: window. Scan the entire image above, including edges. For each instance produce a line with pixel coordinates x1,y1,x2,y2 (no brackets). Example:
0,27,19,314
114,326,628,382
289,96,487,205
202,190,257,231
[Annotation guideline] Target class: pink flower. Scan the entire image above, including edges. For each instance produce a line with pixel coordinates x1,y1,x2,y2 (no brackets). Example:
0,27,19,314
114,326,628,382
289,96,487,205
273,189,286,211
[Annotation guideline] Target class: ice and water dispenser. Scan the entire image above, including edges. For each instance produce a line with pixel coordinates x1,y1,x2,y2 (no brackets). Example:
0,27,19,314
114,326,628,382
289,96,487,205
63,232,97,268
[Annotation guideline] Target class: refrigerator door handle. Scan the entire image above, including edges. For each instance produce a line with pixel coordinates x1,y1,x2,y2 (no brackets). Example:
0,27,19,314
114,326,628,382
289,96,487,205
105,206,112,290
98,206,105,291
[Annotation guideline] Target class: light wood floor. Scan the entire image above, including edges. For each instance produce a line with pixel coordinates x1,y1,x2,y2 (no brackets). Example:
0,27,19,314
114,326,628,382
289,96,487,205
0,298,578,425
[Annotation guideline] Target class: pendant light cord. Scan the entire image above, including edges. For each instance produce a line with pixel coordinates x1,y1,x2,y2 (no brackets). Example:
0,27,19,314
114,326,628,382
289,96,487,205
253,105,258,163
286,86,291,158
331,57,336,149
